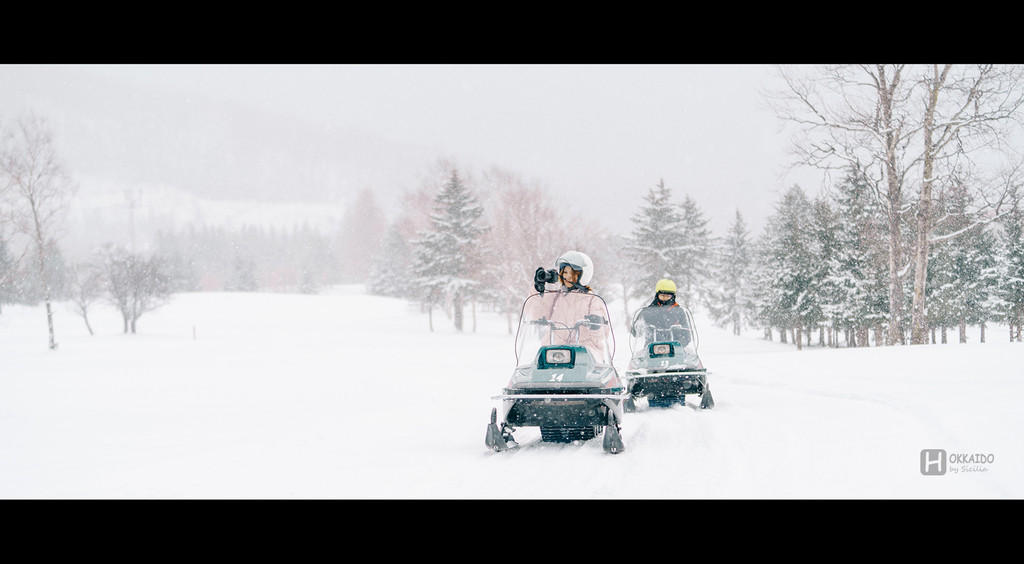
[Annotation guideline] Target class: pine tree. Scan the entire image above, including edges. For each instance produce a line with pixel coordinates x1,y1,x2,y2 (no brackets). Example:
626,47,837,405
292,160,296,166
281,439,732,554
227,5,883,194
757,186,818,349
823,169,890,346
704,210,755,335
806,198,836,346
675,195,713,309
971,225,1005,343
997,204,1024,341
926,183,1002,343
226,256,259,292
926,228,957,343
625,179,690,303
0,237,16,313
618,180,716,307
367,224,412,297
410,170,488,332
750,230,786,342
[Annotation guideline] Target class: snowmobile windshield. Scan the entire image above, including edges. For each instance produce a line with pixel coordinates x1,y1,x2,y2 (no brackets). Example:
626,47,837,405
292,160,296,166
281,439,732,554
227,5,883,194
628,306,699,357
515,291,616,368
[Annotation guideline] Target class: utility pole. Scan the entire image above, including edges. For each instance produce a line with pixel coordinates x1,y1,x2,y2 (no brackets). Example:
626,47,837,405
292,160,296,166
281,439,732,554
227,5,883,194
125,189,140,252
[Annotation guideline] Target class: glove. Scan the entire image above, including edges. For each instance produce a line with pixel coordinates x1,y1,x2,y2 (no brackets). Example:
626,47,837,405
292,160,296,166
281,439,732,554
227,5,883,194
585,314,606,329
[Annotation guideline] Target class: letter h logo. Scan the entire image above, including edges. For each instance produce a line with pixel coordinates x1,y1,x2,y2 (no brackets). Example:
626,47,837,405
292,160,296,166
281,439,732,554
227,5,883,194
921,449,946,476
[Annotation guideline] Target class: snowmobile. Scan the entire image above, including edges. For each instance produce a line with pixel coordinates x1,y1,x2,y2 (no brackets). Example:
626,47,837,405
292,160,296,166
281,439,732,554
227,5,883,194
485,290,628,454
623,305,714,410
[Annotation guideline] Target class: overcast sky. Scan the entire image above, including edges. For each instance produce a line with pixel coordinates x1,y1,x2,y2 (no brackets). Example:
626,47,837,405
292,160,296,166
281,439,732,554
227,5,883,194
33,64,825,236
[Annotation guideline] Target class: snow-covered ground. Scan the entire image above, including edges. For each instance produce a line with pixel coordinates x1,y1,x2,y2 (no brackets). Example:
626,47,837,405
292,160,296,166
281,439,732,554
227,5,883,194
1,286,1020,499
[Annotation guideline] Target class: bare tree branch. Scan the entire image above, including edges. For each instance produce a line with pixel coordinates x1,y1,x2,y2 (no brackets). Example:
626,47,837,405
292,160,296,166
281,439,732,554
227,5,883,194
0,112,76,348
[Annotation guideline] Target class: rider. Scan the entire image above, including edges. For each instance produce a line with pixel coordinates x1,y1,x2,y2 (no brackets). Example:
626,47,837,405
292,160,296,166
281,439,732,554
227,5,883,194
526,250,611,361
537,250,593,294
632,278,691,347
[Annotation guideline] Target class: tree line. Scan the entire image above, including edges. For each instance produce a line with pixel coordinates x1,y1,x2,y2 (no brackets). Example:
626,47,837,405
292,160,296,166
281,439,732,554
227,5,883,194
767,64,1024,345
396,65,1024,347
743,171,1024,348
392,166,1024,348
5,125,1023,349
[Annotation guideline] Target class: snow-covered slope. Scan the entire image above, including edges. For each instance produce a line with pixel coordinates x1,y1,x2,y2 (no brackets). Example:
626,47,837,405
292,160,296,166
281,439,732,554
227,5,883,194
58,178,351,260
1,287,1019,499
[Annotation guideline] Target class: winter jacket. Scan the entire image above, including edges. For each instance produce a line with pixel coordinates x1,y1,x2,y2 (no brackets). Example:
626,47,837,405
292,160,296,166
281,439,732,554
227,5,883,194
525,288,612,364
632,298,691,347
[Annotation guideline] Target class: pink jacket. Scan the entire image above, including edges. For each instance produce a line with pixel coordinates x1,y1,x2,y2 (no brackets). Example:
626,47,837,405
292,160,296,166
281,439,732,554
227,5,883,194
524,289,612,364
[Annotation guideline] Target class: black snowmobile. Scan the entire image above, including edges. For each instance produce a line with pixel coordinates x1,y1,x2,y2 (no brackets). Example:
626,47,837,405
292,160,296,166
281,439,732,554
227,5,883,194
485,289,627,454
623,305,714,410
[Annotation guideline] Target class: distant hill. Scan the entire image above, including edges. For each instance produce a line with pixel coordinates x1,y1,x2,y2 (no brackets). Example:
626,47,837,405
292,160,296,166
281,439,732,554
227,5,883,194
1,65,438,204
0,64,442,257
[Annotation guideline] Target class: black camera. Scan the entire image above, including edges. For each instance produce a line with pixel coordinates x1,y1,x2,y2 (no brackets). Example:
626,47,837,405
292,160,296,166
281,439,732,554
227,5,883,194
534,268,558,293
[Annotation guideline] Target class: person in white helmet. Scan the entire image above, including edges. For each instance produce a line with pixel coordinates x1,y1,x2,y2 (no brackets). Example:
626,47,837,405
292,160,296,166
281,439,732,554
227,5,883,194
554,251,592,293
526,250,610,360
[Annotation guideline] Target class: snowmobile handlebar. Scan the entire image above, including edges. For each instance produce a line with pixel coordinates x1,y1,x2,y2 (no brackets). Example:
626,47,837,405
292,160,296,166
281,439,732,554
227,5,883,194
532,315,608,331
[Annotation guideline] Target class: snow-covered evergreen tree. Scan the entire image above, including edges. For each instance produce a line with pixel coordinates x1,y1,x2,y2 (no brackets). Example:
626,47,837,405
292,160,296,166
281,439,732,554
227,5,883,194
227,256,259,292
806,198,836,346
675,195,713,309
704,210,755,335
410,170,489,332
626,180,686,302
625,180,711,308
822,169,890,346
997,204,1024,341
927,244,965,343
971,225,1005,342
925,187,956,343
926,183,1003,343
749,231,781,341
367,224,411,298
757,185,818,349
0,237,16,312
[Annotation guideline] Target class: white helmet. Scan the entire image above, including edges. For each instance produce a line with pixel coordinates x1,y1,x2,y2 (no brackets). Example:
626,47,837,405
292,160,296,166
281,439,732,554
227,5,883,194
555,250,593,286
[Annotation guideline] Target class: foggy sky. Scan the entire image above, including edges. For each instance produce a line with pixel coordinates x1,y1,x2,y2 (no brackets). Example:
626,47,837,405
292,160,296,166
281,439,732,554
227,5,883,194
6,64,824,236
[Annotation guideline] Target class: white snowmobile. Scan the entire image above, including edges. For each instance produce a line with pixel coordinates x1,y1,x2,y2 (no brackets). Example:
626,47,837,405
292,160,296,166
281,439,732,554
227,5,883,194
623,305,714,410
486,285,627,454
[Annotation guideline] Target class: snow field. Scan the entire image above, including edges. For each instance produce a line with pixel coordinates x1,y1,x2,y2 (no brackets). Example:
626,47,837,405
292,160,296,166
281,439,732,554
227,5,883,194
1,288,1020,499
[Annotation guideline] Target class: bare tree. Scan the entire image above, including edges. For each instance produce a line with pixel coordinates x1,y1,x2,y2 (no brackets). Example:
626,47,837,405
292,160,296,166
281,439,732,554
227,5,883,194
768,65,916,344
98,245,172,334
599,233,636,333
0,113,76,349
908,65,1024,344
480,167,569,332
768,64,1024,345
68,260,104,335
336,187,386,283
